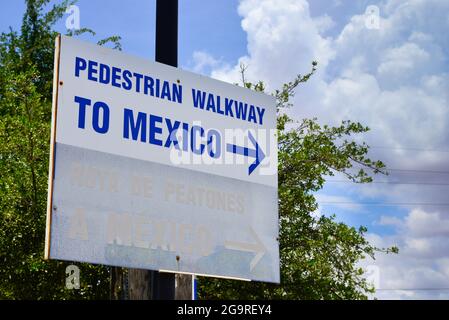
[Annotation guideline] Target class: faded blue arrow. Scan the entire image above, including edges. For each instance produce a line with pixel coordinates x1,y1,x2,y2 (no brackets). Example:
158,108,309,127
226,131,265,175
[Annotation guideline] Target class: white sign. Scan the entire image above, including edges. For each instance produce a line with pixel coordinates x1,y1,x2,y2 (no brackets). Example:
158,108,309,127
45,35,279,283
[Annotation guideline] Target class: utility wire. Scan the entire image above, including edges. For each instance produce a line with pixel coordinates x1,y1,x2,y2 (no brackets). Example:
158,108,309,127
338,168,449,175
369,146,449,153
330,168,449,176
318,202,449,207
376,288,449,291
326,180,449,186
386,168,449,174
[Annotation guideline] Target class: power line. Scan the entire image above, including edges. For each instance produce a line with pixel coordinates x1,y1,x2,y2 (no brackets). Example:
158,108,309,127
333,167,449,175
318,201,449,207
369,146,449,153
326,180,449,186
386,168,449,174
376,288,449,291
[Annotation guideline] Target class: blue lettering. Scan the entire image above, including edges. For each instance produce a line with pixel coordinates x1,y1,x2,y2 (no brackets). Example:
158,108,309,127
155,79,160,97
75,57,87,77
149,114,163,146
256,107,265,125
74,96,90,129
75,58,184,106
192,89,206,109
144,76,154,96
99,63,110,84
164,118,180,149
206,94,216,112
88,60,98,81
191,125,205,155
216,96,224,115
248,105,257,124
207,129,221,158
225,98,234,117
92,101,109,134
173,84,182,104
111,67,121,88
123,108,147,142
181,122,189,151
122,70,132,90
160,81,171,101
133,72,143,93
234,101,248,121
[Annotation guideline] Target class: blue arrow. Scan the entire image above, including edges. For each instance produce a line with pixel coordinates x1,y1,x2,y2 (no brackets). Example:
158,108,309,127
226,131,265,175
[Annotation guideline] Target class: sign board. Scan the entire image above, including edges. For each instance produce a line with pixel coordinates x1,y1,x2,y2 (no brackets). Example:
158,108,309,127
45,35,279,283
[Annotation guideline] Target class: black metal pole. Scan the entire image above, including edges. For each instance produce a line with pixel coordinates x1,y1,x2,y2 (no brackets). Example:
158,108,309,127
150,0,178,300
156,0,178,67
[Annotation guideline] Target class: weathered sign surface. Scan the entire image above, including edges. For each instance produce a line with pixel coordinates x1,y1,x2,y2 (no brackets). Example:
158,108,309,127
45,35,279,282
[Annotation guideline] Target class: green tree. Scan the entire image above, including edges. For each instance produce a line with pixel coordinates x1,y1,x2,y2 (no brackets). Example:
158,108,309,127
0,0,117,299
197,65,398,300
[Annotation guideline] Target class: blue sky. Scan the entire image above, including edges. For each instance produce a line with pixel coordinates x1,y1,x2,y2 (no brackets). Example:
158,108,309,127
0,0,247,67
2,0,449,299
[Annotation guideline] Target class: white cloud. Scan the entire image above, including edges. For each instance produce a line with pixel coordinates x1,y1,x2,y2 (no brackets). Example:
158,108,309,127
362,208,449,299
313,14,336,33
405,209,449,238
188,51,227,76
377,42,430,82
378,215,402,227
211,0,335,90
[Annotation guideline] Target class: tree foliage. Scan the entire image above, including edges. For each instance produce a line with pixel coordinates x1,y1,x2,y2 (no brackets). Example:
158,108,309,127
0,0,111,299
0,0,397,300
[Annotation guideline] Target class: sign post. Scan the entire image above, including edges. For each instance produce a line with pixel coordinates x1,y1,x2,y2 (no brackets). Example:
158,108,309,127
127,0,180,301
45,12,279,295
